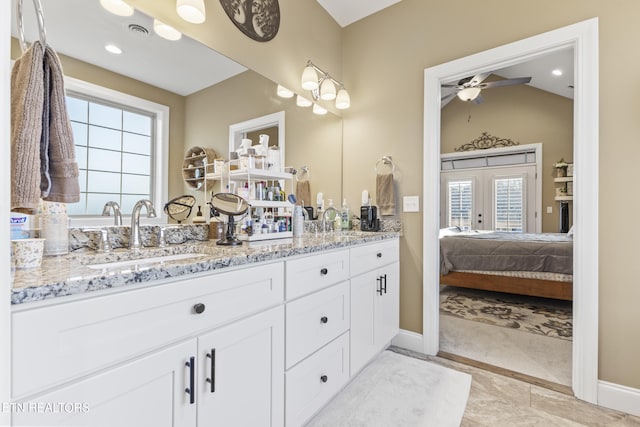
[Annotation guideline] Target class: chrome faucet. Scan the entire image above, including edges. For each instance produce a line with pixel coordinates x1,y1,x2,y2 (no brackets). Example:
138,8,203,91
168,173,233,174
321,206,340,233
102,201,123,226
130,199,157,249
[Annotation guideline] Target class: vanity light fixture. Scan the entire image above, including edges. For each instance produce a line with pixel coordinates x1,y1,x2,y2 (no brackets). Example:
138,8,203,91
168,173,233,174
312,104,328,115
105,44,123,54
177,0,206,24
153,19,182,41
99,0,134,17
301,60,350,109
457,87,481,102
276,84,294,98
296,95,312,107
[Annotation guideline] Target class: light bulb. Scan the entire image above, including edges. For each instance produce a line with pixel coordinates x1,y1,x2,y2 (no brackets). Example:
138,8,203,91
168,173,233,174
335,88,350,109
313,104,327,115
276,85,294,98
153,19,182,41
105,44,123,54
177,0,206,24
301,65,319,90
320,77,336,101
99,0,134,16
296,95,312,107
457,87,482,101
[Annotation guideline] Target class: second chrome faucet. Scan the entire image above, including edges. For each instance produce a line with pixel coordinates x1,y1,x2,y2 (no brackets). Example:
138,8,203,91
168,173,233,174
130,199,156,249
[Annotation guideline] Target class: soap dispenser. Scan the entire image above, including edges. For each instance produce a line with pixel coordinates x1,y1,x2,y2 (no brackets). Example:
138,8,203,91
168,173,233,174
341,198,351,230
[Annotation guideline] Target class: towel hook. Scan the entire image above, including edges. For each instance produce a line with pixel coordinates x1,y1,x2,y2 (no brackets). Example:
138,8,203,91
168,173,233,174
17,0,47,53
375,156,396,174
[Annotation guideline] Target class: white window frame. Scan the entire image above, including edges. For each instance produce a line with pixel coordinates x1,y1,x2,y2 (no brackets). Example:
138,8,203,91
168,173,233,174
64,77,169,226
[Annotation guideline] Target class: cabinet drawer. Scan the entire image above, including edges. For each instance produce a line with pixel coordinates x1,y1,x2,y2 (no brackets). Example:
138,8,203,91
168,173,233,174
350,238,399,277
12,262,284,398
285,249,349,300
286,281,350,368
285,332,350,427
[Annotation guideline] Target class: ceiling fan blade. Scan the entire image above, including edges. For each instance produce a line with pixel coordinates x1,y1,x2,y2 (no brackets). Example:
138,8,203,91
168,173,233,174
441,83,460,88
469,73,491,86
441,93,457,107
480,77,532,89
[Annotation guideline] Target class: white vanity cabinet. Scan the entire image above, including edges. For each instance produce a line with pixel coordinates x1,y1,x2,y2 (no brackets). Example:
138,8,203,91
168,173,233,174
11,263,285,427
349,240,400,376
13,339,197,427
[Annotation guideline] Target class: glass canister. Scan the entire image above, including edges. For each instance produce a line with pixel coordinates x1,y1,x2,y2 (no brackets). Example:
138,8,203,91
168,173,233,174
38,201,69,256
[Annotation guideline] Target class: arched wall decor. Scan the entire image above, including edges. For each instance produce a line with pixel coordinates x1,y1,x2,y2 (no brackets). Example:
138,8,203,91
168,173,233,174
454,132,519,152
219,0,280,42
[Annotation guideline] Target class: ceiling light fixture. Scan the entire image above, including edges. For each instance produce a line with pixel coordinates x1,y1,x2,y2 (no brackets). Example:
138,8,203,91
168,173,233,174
296,95,312,107
177,0,206,24
99,0,134,16
276,85,294,98
312,104,327,115
457,87,481,102
105,44,123,54
301,60,350,109
552,69,563,76
153,19,182,41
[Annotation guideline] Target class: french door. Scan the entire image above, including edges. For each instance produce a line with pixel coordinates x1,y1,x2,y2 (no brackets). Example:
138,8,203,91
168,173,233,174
441,165,537,232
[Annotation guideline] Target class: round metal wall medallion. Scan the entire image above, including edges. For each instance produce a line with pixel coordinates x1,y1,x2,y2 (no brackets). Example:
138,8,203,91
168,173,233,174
219,0,280,42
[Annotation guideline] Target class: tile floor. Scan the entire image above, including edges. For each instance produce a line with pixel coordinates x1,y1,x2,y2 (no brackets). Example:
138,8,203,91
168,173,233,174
390,347,640,426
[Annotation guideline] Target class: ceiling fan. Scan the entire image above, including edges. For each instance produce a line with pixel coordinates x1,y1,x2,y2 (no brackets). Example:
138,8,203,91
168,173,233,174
441,73,532,106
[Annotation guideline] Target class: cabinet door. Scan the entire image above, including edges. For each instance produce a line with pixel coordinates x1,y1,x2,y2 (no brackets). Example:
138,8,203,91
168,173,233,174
12,340,197,427
350,262,400,376
350,269,378,375
197,305,284,427
376,262,400,347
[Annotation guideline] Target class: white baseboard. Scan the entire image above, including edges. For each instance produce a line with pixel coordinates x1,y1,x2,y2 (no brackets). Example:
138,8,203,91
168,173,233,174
598,380,640,417
391,329,424,354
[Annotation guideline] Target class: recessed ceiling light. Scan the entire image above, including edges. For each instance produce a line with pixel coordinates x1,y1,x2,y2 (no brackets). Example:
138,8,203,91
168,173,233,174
105,44,123,54
552,69,563,76
99,0,134,16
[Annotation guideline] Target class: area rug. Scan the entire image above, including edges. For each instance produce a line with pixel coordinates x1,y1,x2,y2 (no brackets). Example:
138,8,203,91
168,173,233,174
440,286,572,341
306,350,472,427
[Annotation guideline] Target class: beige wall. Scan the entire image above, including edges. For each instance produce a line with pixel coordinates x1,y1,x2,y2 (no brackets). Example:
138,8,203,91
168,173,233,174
341,0,640,388
11,38,187,200
184,70,343,204
441,83,574,232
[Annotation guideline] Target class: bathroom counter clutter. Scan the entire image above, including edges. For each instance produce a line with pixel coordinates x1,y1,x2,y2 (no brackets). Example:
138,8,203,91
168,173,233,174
11,230,399,305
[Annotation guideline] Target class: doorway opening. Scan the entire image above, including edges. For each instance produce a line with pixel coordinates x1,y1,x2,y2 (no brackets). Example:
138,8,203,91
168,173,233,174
422,19,599,403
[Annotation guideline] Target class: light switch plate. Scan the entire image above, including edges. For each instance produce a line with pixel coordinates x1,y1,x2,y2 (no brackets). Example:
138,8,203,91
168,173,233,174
403,196,420,212
546,206,553,214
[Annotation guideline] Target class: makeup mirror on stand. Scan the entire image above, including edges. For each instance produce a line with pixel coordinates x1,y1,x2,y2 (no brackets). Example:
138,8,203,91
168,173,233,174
209,193,249,246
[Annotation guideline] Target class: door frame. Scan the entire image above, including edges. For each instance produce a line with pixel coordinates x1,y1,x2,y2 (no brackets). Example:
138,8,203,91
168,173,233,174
422,19,599,403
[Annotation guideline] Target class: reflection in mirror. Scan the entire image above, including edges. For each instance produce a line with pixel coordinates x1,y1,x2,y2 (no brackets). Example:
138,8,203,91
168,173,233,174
11,0,343,222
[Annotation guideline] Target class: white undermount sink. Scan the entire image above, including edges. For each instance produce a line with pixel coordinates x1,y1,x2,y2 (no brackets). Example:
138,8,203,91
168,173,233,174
87,253,207,270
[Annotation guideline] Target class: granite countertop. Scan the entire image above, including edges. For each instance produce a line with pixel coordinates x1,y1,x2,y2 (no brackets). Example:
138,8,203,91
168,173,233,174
11,231,399,305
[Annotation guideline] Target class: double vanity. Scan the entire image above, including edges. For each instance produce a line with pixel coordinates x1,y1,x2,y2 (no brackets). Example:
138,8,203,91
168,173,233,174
10,230,399,426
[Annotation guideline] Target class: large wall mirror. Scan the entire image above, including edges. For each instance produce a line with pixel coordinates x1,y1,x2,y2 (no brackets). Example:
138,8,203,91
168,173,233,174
11,0,343,220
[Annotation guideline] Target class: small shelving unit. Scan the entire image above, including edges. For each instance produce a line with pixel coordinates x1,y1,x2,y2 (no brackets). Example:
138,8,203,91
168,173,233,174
554,176,574,201
204,160,294,242
182,146,217,191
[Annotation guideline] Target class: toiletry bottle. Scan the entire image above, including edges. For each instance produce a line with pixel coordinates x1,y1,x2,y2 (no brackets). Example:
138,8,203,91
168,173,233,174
341,198,351,230
292,205,304,236
326,199,336,221
316,192,324,220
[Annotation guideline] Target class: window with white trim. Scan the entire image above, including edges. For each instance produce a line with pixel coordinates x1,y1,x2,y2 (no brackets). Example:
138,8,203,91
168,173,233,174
447,180,473,231
62,77,169,226
494,177,524,232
